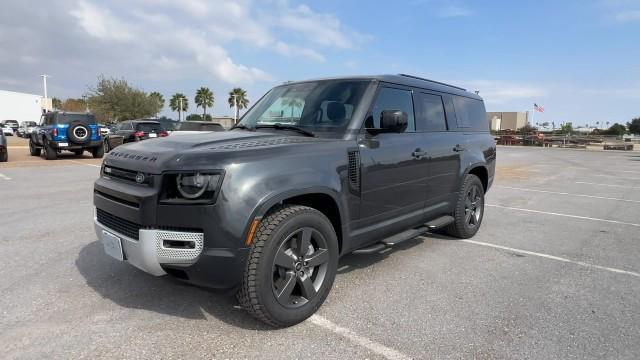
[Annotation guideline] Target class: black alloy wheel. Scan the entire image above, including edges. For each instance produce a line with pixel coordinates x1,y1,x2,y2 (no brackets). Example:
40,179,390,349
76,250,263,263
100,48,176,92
446,174,485,239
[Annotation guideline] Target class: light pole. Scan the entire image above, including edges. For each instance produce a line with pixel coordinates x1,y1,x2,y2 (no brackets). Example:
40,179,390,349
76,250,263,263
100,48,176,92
40,74,49,110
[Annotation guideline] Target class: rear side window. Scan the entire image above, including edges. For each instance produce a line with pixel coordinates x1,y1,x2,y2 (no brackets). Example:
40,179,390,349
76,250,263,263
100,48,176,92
368,87,415,132
452,96,488,131
414,93,447,132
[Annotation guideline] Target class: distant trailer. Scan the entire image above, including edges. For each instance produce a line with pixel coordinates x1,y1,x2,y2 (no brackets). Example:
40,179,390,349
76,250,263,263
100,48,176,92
0,90,46,125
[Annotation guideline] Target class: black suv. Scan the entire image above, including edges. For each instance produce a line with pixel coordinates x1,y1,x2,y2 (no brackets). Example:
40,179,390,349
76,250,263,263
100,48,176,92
30,111,103,160
94,75,496,327
103,119,167,152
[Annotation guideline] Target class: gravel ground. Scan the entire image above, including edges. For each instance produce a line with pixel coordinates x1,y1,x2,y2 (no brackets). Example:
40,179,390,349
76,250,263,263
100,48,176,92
1,146,639,359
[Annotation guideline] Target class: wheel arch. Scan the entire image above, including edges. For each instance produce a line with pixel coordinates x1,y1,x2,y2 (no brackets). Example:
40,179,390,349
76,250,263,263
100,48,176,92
249,188,345,253
466,164,489,192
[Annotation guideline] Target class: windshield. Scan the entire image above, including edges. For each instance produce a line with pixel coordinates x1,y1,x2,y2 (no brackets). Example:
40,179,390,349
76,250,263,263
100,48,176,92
55,114,96,124
175,122,224,131
238,80,371,138
136,123,163,132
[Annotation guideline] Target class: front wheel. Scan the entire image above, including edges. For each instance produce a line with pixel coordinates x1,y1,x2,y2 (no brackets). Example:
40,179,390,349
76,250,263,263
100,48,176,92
238,205,339,327
446,174,485,239
29,138,41,156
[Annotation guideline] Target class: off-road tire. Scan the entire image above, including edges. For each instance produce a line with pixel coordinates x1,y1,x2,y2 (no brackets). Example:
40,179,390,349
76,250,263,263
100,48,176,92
29,138,41,156
42,140,57,160
446,174,485,239
92,145,104,159
237,205,338,327
0,151,7,162
74,149,84,156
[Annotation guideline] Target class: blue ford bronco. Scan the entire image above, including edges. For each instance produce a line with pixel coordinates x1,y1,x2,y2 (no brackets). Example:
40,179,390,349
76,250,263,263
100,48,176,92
30,111,104,160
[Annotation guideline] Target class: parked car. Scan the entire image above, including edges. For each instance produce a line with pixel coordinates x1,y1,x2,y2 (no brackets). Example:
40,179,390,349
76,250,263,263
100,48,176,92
170,121,225,135
102,119,168,153
1,120,19,134
1,124,13,136
17,121,37,138
0,132,7,162
94,74,495,327
98,124,111,136
29,111,104,160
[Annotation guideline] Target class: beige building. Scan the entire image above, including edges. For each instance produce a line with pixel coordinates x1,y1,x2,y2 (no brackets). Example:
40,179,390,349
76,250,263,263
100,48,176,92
487,112,529,131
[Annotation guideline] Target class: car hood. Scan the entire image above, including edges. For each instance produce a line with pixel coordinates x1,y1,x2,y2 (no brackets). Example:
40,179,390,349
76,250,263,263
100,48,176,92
103,130,328,173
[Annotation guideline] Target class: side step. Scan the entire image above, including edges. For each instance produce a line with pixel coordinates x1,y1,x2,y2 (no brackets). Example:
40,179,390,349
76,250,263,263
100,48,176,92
352,215,454,255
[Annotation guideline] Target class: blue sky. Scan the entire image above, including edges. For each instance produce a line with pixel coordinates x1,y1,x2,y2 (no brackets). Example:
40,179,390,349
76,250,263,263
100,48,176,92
1,0,639,126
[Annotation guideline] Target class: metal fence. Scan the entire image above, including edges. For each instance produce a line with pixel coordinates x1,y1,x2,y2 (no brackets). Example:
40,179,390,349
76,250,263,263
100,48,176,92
493,133,635,150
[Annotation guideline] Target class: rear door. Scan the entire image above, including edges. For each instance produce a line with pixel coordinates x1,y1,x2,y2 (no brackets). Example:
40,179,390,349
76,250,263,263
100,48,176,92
414,92,461,208
354,85,430,245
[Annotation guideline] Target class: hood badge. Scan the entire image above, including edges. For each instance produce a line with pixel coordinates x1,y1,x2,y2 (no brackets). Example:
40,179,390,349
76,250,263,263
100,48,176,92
135,173,146,184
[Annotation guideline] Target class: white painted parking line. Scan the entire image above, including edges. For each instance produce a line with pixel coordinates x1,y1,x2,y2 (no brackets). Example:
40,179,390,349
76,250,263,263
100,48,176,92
69,160,101,168
486,204,640,227
591,174,640,181
621,170,640,175
0,173,11,181
309,315,412,360
575,181,639,189
496,186,640,204
462,240,640,279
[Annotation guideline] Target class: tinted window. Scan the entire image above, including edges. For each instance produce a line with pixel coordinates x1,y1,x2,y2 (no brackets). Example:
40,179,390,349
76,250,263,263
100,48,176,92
452,96,487,131
175,122,224,131
368,87,415,132
135,123,163,132
54,113,96,124
414,93,447,132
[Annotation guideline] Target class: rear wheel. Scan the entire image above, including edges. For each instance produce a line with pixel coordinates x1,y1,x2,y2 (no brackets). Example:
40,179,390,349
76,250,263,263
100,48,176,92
92,145,104,159
0,151,7,162
238,205,338,327
42,140,57,160
103,140,110,153
446,174,485,239
29,138,41,156
74,149,84,156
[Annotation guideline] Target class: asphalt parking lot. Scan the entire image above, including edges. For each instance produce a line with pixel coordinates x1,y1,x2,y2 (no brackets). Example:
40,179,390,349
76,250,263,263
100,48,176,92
1,146,639,359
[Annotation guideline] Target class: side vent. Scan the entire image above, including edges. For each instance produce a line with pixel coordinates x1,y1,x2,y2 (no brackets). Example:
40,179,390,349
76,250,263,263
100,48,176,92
347,149,360,192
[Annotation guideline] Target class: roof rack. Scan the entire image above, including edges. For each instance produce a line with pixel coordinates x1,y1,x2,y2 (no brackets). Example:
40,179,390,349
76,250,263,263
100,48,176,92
397,74,466,91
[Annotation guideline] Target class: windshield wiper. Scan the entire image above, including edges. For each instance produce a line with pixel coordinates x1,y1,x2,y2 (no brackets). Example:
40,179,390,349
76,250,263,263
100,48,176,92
230,123,254,131
254,123,316,137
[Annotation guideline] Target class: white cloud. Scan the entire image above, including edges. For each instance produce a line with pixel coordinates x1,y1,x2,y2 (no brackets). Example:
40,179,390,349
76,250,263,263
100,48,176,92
615,10,640,22
69,1,132,41
437,5,472,18
463,80,546,105
274,41,325,62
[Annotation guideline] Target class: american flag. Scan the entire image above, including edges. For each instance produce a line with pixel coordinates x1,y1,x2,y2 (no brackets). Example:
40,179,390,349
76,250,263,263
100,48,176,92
534,103,545,113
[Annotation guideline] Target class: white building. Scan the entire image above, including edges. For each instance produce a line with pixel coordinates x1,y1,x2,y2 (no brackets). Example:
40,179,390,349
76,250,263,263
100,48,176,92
0,90,48,125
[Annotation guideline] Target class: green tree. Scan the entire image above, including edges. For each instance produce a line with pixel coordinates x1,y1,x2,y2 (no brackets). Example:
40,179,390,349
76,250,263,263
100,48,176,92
281,97,303,118
560,122,573,134
603,123,627,136
195,87,214,119
628,117,640,135
86,76,160,122
228,87,249,123
186,114,202,121
149,92,165,117
52,97,62,110
60,98,87,112
169,93,188,121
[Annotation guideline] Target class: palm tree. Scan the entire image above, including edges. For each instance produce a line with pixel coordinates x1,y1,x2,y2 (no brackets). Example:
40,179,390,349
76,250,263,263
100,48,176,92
281,97,303,119
228,88,249,123
149,92,165,117
195,87,214,119
169,93,188,121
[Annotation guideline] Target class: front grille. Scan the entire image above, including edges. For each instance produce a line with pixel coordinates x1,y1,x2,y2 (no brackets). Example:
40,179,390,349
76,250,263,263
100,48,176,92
96,208,141,240
103,165,149,185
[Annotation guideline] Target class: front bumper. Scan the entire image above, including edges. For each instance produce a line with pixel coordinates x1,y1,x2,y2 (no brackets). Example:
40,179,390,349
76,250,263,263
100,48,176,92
94,217,204,276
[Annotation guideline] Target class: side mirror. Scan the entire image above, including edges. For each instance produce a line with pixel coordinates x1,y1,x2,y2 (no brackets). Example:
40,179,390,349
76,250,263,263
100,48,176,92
380,110,408,133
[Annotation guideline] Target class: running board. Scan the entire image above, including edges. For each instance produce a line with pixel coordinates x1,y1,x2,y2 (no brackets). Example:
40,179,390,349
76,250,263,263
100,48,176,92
352,215,454,255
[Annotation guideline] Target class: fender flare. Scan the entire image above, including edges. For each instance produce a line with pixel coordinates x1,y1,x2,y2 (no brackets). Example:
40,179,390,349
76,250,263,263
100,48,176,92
240,186,345,247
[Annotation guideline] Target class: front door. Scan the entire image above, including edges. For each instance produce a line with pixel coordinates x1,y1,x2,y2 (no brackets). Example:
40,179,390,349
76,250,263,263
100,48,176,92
354,86,430,244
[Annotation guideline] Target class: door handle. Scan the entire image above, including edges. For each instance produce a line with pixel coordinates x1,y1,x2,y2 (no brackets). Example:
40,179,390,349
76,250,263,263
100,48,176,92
453,144,465,152
412,149,428,159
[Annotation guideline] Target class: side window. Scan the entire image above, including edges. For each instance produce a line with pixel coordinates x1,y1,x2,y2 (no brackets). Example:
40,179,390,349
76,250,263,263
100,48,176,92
367,87,415,132
452,96,488,131
414,93,447,132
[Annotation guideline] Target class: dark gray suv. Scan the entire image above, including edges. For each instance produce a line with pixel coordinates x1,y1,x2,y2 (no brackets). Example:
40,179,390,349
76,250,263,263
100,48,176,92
94,74,496,327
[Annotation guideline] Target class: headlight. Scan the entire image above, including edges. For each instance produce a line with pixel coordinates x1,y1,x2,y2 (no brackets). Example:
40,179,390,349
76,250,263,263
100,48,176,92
160,172,223,204
176,173,219,199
